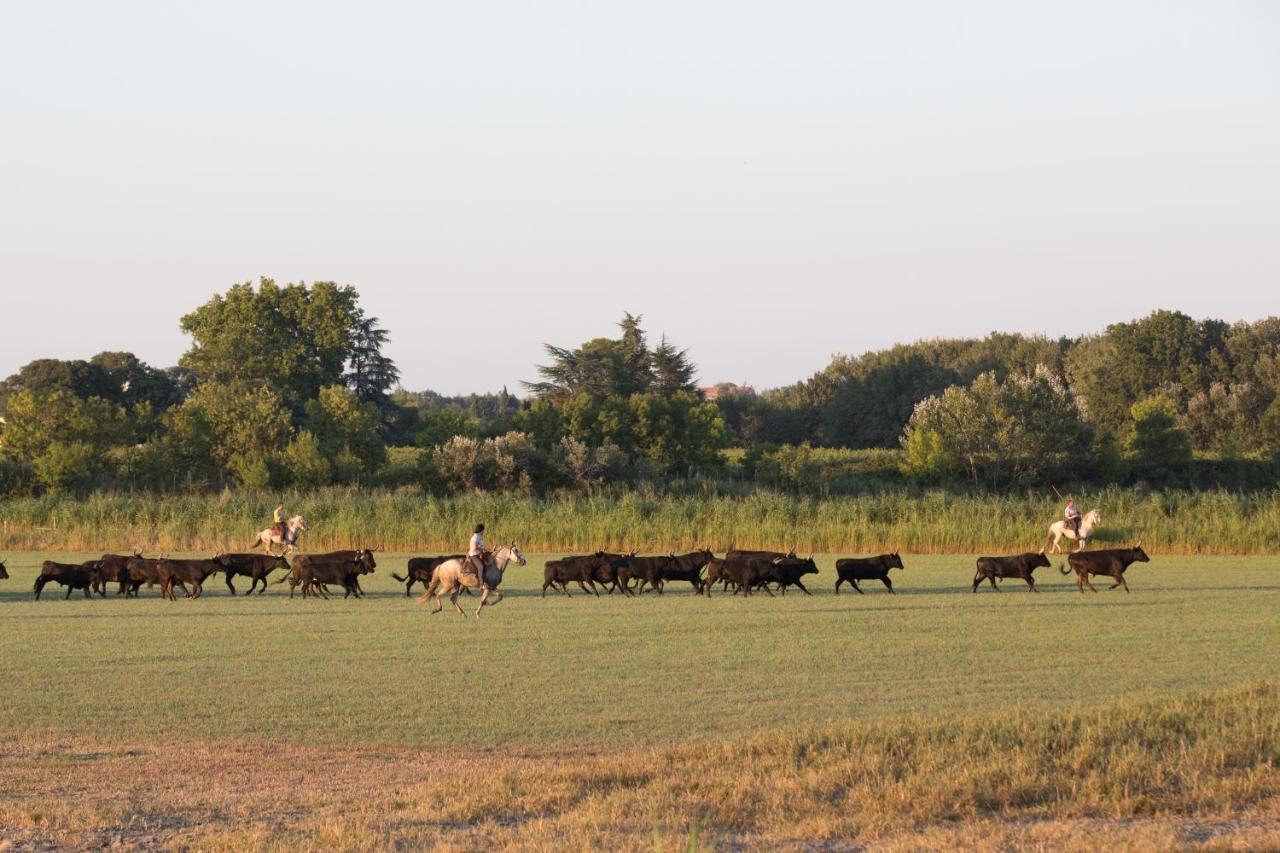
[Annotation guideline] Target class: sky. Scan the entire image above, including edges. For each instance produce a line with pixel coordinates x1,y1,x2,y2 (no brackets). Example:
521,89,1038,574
2,1,1278,394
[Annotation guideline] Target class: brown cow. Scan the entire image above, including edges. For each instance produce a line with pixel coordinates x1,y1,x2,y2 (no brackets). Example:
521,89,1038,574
1060,545,1151,593
973,552,1052,592
0,559,8,580
92,553,137,596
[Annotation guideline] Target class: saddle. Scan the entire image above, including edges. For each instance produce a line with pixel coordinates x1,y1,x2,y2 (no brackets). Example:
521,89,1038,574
272,523,285,539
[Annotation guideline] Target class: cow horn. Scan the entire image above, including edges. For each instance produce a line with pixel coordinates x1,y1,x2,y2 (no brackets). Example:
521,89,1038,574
1135,541,1142,548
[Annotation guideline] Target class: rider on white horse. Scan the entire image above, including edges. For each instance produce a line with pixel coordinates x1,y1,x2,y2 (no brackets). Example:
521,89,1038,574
465,523,487,583
1065,499,1081,537
272,501,287,539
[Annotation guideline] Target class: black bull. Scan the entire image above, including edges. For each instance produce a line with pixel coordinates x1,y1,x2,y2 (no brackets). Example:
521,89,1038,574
1061,546,1151,593
973,552,1052,592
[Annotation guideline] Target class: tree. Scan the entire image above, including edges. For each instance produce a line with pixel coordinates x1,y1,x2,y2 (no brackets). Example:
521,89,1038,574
179,279,368,412
899,369,1090,485
346,314,400,406
173,382,294,486
0,389,133,491
526,313,692,401
415,407,481,448
1125,395,1193,482
0,359,115,408
303,385,387,481
557,390,729,475
651,335,698,394
89,352,185,411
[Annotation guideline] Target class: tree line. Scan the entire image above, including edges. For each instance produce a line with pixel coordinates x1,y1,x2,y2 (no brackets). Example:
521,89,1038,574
1,279,1277,495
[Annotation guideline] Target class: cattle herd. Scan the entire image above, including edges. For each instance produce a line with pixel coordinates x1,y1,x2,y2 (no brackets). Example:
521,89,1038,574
0,544,1155,602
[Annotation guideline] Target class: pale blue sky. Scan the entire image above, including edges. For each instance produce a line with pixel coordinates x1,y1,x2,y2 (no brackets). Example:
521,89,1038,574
2,2,1277,393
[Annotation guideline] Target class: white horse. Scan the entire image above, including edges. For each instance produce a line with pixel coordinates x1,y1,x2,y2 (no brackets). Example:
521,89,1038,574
1043,509,1102,553
421,543,526,618
249,515,307,555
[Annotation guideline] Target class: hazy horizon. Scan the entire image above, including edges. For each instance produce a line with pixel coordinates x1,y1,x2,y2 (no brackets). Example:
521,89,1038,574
3,2,1277,394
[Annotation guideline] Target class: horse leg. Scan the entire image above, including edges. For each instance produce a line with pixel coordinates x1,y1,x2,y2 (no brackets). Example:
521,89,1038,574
474,586,490,618
451,589,464,616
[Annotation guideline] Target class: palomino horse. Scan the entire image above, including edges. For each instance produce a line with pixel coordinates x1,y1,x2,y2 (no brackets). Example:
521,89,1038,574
249,515,308,556
1043,509,1102,553
421,543,526,618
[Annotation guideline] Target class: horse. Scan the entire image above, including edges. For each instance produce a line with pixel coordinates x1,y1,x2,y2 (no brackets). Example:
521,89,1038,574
248,515,308,555
1043,508,1102,553
421,543,526,618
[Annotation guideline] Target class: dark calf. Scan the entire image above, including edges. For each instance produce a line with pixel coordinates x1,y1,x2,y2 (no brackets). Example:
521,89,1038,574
973,552,1052,592
1061,545,1151,593
835,553,905,594
0,559,8,580
34,560,99,600
213,552,290,595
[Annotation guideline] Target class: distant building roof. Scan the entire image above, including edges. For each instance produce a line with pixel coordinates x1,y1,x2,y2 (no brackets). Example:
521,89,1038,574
699,383,754,401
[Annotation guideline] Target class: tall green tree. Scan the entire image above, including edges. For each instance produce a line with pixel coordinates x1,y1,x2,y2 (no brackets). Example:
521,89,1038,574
346,314,400,405
526,313,692,401
179,279,369,412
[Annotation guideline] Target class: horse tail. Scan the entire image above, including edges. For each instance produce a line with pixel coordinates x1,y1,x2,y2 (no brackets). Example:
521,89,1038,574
248,536,263,551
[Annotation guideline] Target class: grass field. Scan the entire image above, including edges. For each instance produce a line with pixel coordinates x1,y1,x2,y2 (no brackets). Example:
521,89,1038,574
1,551,1278,848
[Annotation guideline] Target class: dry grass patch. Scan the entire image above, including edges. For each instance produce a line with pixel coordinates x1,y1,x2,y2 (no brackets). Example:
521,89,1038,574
2,682,1279,850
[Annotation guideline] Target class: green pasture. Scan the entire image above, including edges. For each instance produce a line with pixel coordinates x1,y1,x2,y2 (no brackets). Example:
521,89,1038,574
0,552,1276,750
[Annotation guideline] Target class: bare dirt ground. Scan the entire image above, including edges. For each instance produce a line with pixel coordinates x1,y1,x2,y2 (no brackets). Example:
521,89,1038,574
3,737,1278,851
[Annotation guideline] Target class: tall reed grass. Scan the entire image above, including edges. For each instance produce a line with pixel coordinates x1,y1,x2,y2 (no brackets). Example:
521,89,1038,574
1,485,1277,554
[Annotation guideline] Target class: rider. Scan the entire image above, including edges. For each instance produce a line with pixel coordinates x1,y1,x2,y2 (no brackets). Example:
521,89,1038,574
272,501,287,539
1064,499,1081,536
465,523,487,584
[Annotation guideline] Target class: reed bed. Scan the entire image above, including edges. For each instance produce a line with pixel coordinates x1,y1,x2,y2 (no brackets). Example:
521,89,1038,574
2,485,1278,554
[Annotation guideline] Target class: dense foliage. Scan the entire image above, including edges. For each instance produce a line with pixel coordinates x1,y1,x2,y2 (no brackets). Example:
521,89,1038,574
2,292,1279,496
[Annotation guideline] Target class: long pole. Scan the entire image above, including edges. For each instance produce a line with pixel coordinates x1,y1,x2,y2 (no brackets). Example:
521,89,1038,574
1050,484,1065,502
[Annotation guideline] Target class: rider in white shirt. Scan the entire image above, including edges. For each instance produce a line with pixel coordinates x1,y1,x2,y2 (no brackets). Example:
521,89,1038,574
1064,499,1081,536
466,523,486,582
